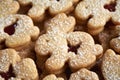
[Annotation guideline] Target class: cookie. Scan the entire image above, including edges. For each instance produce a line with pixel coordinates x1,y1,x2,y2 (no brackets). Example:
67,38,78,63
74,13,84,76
67,31,103,71
69,68,99,80
0,0,19,18
18,0,77,21
43,74,64,80
75,0,120,35
0,14,40,48
102,49,120,80
35,13,103,74
0,49,38,80
110,25,120,54
110,37,120,54
45,13,76,33
36,32,68,74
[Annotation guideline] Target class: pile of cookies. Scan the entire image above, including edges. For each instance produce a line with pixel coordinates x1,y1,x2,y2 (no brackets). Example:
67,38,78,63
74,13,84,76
0,0,120,80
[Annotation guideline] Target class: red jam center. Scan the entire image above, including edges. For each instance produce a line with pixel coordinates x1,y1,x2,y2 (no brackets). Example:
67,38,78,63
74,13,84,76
104,2,116,12
4,23,17,35
68,44,80,54
0,65,15,80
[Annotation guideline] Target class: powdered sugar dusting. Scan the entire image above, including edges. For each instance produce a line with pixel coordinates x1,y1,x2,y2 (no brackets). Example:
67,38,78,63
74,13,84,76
18,0,75,21
0,14,39,47
0,0,19,18
13,58,38,79
69,68,99,80
102,49,120,80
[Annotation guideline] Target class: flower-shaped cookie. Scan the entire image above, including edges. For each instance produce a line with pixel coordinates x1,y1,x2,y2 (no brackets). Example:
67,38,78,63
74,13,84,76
69,68,99,80
75,0,120,35
0,49,38,80
43,74,64,80
102,49,120,80
67,31,103,71
18,0,78,21
0,14,40,48
0,0,19,18
35,13,103,74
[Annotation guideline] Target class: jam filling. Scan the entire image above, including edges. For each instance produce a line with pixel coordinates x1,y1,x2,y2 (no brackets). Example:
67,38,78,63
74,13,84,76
104,2,116,12
68,44,80,54
0,65,16,80
4,22,17,35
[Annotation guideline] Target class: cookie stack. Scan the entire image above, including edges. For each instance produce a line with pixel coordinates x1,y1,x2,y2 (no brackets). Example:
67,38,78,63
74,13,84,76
0,0,120,80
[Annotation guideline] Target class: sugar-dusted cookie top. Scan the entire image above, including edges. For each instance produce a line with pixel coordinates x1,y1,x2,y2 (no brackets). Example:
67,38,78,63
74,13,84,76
45,13,75,33
75,0,120,35
0,0,19,18
102,49,120,80
67,31,103,71
18,0,78,21
0,14,40,48
69,68,99,80
110,37,120,54
0,49,38,80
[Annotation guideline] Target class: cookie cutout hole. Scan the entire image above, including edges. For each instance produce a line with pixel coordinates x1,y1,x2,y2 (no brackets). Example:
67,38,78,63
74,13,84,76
0,65,16,80
4,22,17,35
56,0,60,1
104,2,116,12
68,44,80,54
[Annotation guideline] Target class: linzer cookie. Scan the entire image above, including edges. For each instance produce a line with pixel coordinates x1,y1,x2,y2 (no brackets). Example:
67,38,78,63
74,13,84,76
0,14,40,48
18,0,78,21
0,49,39,80
67,31,103,71
45,13,75,33
69,68,99,80
35,13,103,74
75,0,120,35
102,49,120,80
0,0,19,18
